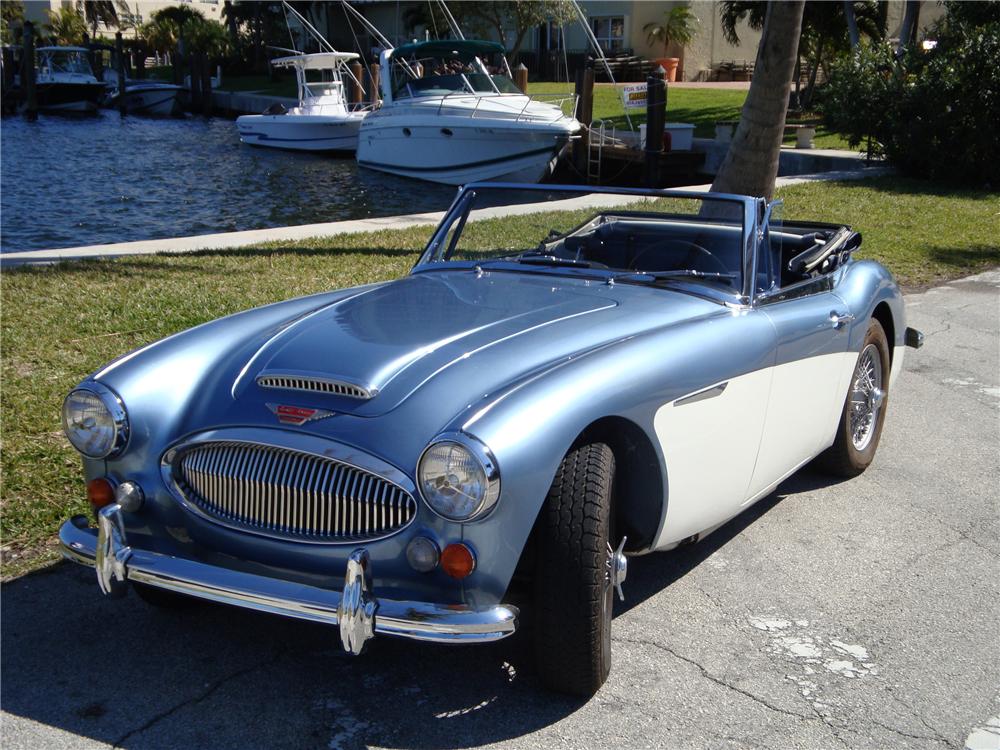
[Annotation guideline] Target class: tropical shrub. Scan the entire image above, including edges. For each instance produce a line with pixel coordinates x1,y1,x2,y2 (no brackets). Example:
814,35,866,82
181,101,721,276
821,4,1000,186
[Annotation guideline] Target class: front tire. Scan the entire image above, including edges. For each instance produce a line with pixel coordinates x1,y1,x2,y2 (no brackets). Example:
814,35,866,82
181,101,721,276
533,442,615,696
818,318,891,477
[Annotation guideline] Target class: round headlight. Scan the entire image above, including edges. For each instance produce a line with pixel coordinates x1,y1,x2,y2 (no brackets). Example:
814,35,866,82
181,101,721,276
61,385,128,458
417,435,500,521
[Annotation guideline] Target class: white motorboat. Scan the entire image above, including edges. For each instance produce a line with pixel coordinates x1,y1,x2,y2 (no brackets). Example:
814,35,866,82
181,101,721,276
35,47,107,114
356,40,581,185
236,52,368,152
105,70,185,116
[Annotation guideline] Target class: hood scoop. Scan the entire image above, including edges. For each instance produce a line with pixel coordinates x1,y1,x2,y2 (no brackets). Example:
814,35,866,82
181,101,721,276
256,371,374,400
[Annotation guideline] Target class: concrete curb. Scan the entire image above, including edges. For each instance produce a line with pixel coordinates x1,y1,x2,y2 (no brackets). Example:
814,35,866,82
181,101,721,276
0,169,892,266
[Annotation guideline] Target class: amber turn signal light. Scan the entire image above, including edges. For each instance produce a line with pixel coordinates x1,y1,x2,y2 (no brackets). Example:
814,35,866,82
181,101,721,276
441,543,476,579
87,477,116,510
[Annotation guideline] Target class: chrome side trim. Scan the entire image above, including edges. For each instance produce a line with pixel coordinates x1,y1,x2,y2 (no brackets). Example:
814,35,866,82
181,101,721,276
59,513,518,647
674,381,728,407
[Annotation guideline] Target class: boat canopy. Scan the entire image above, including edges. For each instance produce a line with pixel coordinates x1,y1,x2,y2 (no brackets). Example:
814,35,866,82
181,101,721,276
389,40,506,61
272,52,359,69
37,46,91,53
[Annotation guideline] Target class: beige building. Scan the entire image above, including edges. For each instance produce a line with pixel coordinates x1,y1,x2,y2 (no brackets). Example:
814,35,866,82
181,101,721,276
23,0,224,39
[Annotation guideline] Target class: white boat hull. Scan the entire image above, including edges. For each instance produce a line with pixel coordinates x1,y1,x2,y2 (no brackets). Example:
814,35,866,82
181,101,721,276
115,84,184,116
356,117,575,185
237,113,364,152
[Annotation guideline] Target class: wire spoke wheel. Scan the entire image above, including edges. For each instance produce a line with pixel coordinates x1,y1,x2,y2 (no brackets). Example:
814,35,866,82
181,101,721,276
849,343,884,451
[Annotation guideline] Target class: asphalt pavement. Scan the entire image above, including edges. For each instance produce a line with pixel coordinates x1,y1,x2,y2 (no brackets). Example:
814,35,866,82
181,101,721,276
2,271,998,750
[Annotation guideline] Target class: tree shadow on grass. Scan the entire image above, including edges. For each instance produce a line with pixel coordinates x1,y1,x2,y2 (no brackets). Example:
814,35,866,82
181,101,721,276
0,467,845,749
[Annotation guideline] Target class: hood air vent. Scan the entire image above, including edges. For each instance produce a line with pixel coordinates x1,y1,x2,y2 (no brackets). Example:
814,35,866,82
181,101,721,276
256,374,373,400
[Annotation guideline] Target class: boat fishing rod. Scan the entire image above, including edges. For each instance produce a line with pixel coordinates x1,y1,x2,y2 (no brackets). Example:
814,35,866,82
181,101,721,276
280,1,366,96
338,0,418,80
281,1,335,54
436,0,464,40
569,0,634,131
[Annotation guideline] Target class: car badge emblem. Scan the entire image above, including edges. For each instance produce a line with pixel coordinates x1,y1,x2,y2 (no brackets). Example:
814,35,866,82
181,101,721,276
266,403,335,426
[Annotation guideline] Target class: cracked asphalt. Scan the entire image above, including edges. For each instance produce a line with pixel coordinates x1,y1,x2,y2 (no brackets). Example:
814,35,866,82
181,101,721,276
2,271,998,750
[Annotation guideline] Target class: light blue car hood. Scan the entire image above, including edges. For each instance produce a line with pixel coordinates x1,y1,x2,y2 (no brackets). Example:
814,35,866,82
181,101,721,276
226,270,723,418
96,270,725,432
238,271,619,415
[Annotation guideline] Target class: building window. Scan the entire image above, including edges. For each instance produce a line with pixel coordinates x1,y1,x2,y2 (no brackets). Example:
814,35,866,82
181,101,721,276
591,16,625,53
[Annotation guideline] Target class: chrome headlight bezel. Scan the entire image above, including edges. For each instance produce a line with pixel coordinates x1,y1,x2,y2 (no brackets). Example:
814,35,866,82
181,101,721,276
61,382,129,459
417,432,500,522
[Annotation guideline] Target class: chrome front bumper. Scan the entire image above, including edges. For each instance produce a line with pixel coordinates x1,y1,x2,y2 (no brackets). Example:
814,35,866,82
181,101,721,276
59,504,518,654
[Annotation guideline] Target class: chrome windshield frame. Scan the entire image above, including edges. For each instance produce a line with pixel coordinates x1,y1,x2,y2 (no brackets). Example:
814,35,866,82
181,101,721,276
414,183,759,304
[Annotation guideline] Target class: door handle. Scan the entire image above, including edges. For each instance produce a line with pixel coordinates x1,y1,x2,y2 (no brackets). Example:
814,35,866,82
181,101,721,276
830,311,855,330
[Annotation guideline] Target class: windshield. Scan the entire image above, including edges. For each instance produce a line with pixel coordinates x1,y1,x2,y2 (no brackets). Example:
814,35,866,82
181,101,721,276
420,187,747,292
391,53,515,99
41,51,94,76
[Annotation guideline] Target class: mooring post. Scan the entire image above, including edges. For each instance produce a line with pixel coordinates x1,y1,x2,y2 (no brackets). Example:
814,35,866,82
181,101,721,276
170,51,181,85
350,60,363,105
572,58,594,176
644,66,666,187
115,32,127,115
368,62,380,106
514,62,528,94
2,47,14,114
200,52,212,116
188,54,201,113
23,21,36,120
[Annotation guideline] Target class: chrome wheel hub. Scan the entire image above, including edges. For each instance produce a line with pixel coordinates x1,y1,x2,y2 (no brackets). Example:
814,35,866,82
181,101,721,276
849,344,884,451
606,536,628,602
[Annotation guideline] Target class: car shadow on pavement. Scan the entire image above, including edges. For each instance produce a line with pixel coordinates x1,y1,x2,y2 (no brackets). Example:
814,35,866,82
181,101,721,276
0,468,844,750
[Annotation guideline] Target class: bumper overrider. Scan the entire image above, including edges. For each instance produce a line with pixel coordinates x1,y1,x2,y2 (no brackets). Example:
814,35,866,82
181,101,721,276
59,504,518,655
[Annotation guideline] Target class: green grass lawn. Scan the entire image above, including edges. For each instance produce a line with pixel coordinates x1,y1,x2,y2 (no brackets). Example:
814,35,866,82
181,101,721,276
1,176,996,578
217,73,298,98
527,82,852,150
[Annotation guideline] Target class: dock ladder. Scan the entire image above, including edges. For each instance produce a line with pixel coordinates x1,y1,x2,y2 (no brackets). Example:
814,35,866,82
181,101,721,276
588,119,618,184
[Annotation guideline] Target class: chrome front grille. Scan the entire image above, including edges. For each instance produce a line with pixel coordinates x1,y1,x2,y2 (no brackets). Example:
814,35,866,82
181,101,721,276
256,374,371,400
173,442,415,542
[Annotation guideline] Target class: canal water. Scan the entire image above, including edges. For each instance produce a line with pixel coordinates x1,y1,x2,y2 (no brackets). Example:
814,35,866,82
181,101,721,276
0,110,458,254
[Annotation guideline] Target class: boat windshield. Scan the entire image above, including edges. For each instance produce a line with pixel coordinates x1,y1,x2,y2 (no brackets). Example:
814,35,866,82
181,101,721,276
391,54,519,99
420,187,748,293
40,50,94,76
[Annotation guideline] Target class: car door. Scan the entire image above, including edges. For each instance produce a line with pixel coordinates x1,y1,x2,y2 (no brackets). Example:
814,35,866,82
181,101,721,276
652,304,779,548
744,267,855,504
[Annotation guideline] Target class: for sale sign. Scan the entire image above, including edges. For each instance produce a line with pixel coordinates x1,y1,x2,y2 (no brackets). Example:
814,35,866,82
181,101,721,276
621,84,647,109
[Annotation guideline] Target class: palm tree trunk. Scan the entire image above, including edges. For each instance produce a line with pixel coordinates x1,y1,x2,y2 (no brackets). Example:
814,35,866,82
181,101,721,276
844,1,860,48
710,0,805,200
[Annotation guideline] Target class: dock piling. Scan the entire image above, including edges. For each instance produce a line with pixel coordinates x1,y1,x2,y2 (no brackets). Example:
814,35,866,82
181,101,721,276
350,61,363,105
644,67,666,187
22,21,36,120
514,63,528,94
573,59,594,176
369,62,380,105
199,53,212,116
188,55,202,113
115,32,127,115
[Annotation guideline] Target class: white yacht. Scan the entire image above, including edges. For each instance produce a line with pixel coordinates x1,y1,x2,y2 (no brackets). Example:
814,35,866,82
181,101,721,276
356,40,581,185
236,52,368,152
35,47,107,113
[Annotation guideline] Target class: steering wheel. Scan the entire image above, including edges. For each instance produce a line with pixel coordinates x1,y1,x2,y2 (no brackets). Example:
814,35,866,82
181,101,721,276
629,239,730,275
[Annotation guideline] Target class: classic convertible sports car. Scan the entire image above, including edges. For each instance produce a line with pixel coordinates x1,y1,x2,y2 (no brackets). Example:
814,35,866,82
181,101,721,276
59,184,922,695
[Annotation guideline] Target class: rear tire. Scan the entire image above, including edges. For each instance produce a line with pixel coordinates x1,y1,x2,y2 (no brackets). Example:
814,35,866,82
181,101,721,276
817,318,891,477
533,442,615,696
